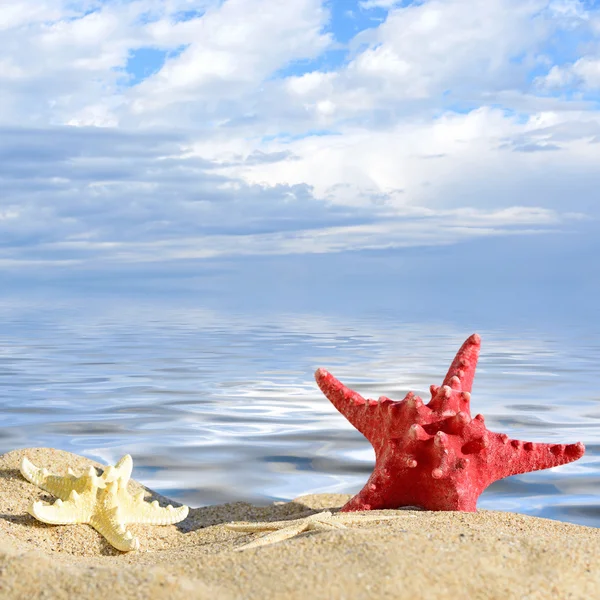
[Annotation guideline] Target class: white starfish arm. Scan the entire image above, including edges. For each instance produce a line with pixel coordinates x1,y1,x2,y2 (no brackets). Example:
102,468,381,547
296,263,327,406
117,491,189,525
224,513,318,531
297,512,346,530
20,457,47,488
225,510,326,532
21,457,78,501
102,455,133,484
234,521,311,551
29,489,94,525
90,507,140,552
21,457,104,501
311,519,347,530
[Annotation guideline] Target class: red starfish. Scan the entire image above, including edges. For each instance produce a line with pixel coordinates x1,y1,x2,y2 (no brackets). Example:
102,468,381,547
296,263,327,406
315,334,585,512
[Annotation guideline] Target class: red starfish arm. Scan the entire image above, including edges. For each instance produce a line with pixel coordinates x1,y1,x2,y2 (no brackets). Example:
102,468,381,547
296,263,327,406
314,368,379,442
490,436,585,481
341,480,387,512
441,333,480,393
428,334,480,414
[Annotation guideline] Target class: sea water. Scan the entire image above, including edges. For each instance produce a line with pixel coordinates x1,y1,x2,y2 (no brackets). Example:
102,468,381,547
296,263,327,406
0,292,598,527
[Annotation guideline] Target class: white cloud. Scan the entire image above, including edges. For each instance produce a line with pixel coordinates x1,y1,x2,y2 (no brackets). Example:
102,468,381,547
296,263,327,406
0,0,225,125
337,0,551,103
228,107,600,215
285,71,337,96
359,0,402,9
546,0,590,23
16,205,576,267
0,119,590,268
571,58,600,87
272,0,600,137
0,0,599,269
127,0,332,117
540,57,600,89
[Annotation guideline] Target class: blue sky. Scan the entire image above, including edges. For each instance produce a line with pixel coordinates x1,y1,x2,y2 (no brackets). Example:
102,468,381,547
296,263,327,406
1,0,599,318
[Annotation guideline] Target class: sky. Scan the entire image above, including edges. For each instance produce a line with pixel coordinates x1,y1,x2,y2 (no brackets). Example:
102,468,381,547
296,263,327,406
1,0,599,320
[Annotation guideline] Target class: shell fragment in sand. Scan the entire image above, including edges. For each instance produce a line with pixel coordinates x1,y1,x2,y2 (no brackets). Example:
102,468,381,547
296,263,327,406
226,510,408,551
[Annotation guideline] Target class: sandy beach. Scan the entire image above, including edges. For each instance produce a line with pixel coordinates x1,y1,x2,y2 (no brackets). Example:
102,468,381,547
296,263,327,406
0,447,598,599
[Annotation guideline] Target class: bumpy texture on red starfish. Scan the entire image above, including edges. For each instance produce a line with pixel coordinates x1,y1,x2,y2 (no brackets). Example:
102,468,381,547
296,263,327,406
315,334,585,512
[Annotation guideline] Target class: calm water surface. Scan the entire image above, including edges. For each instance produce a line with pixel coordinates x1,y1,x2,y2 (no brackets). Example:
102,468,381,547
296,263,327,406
1,295,598,527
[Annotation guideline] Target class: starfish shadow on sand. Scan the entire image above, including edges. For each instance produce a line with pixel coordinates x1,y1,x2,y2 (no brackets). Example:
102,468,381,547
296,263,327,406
176,501,319,532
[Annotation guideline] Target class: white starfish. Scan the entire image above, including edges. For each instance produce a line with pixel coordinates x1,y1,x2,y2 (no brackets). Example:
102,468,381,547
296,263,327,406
226,510,407,551
20,454,189,551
